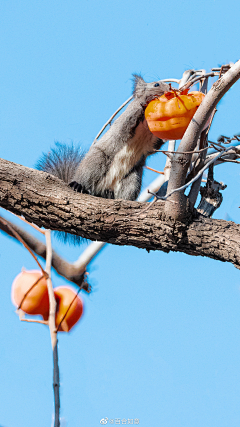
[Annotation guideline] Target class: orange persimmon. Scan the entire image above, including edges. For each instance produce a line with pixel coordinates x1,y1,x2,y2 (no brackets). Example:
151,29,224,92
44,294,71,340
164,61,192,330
11,270,49,319
145,89,209,140
54,286,83,332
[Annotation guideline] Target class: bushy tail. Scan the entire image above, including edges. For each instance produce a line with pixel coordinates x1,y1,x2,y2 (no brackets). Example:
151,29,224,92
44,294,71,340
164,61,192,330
36,142,86,245
36,141,85,183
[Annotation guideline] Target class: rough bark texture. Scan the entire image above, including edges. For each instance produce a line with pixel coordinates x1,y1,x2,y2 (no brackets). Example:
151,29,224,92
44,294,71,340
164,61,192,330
0,158,240,269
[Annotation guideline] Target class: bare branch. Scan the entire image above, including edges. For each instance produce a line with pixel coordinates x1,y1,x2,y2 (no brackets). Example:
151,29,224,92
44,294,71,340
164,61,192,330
17,275,48,311
144,166,164,174
205,144,240,166
0,214,89,290
0,216,45,274
155,147,231,201
165,59,240,220
94,96,133,141
158,146,209,156
1,159,240,270
45,230,60,427
220,158,240,164
179,72,218,91
164,140,176,181
21,318,48,325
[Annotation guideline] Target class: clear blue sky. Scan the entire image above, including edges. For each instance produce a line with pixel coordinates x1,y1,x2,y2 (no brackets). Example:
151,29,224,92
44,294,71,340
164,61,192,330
1,1,240,426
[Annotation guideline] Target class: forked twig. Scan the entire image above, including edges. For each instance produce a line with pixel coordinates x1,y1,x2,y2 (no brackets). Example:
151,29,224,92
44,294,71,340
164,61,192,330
179,72,219,92
155,146,234,201
94,95,133,141
0,217,45,274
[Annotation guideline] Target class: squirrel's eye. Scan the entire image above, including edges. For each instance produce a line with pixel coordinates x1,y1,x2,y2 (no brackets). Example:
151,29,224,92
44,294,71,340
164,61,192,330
154,83,160,87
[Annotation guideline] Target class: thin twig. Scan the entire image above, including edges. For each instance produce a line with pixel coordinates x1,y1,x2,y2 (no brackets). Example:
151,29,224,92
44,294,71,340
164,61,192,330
21,318,48,325
56,287,81,332
158,146,210,155
136,196,158,216
148,190,178,204
207,140,240,156
161,78,180,83
156,147,232,201
18,275,48,310
210,141,227,150
45,230,60,427
139,137,180,215
217,134,240,144
205,145,240,166
144,166,164,174
10,212,45,234
94,95,133,141
0,217,45,274
220,158,240,164
0,213,89,289
179,72,219,92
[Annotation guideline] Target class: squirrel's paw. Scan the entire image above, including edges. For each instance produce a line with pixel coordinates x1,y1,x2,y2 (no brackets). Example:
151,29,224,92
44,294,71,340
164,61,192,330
69,182,114,199
69,181,91,195
103,189,114,199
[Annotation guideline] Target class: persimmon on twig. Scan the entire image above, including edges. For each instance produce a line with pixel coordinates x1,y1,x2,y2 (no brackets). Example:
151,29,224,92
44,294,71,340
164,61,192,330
5,215,57,413
3,217,60,427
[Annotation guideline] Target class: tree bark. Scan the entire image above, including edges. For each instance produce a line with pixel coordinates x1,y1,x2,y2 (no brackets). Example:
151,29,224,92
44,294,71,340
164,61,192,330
1,158,240,269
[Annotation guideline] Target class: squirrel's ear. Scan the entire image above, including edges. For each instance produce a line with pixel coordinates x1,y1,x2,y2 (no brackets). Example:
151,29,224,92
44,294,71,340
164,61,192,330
132,74,145,97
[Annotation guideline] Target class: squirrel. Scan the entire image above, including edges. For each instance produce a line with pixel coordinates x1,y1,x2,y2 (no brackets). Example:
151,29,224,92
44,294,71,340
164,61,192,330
36,75,169,243
37,75,169,200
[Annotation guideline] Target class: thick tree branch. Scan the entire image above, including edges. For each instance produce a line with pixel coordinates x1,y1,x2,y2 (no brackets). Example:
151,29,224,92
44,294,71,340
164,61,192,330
1,158,240,269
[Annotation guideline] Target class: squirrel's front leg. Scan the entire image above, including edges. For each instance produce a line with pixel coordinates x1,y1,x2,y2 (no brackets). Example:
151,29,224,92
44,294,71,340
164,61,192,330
69,145,112,197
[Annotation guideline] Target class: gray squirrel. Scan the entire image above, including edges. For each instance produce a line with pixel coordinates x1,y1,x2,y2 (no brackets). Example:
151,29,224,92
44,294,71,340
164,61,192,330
37,75,170,203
